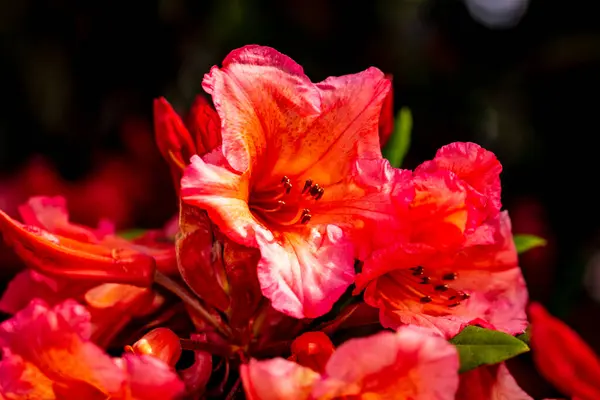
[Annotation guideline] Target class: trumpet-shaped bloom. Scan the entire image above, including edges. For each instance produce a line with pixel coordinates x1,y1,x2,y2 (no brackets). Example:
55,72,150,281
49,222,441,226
0,299,184,399
357,143,528,337
181,45,408,319
0,197,175,345
241,325,459,399
529,302,600,400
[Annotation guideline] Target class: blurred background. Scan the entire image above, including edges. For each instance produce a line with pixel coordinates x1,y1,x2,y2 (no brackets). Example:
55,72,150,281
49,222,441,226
0,0,599,369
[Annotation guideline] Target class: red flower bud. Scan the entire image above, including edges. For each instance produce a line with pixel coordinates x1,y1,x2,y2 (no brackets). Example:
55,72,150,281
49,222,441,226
290,331,335,374
126,327,182,367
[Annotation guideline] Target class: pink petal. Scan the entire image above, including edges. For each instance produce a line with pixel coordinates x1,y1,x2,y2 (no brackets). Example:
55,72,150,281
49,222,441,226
312,326,459,398
0,271,64,314
0,350,56,400
121,354,185,400
256,224,355,319
187,95,222,155
0,299,127,395
181,153,261,248
241,358,320,400
457,364,532,400
417,142,502,221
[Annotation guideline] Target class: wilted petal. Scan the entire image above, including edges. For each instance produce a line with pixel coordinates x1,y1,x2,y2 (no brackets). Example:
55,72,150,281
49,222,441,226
256,225,354,319
529,302,600,400
176,203,230,311
457,363,532,400
180,334,212,396
241,358,320,400
120,354,185,400
0,210,155,286
312,326,459,399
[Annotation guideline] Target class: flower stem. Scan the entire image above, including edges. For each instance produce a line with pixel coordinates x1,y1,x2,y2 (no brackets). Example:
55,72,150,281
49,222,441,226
153,271,233,340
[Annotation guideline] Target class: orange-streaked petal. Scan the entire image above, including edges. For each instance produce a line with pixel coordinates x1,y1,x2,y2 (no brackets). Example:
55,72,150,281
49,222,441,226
312,326,459,399
0,210,155,286
417,142,502,221
256,225,355,319
202,45,322,174
181,153,259,248
241,358,319,400
0,350,56,400
0,300,127,396
529,302,600,400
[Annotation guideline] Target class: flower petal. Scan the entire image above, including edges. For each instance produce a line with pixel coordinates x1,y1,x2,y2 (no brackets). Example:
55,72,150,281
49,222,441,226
241,358,319,400
176,203,230,311
0,210,155,286
529,302,600,400
187,95,222,155
256,225,355,319
0,300,127,396
203,45,322,174
312,326,459,399
181,153,260,248
0,350,56,400
153,97,196,176
378,74,395,147
416,142,502,221
121,354,185,400
457,364,532,400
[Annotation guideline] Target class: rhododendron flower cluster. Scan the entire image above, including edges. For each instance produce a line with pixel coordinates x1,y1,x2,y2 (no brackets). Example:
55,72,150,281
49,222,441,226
0,45,582,399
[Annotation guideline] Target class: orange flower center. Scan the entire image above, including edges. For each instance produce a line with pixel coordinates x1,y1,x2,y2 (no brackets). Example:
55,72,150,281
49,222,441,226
249,176,325,227
390,266,470,308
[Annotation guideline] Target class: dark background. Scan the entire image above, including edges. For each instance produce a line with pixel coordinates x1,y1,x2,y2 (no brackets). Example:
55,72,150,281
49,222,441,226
1,0,600,350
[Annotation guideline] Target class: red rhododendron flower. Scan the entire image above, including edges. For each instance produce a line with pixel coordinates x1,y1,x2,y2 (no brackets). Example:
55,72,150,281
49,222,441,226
241,325,459,399
180,45,409,319
0,299,184,399
0,196,176,346
356,142,528,337
529,302,600,400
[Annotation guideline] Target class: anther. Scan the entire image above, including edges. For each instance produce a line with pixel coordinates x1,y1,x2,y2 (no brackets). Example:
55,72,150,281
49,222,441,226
281,176,289,183
420,276,431,284
300,208,312,224
411,266,424,276
309,184,321,197
302,179,313,194
434,284,449,292
448,302,461,308
315,187,324,200
420,296,432,304
443,272,458,281
284,182,292,194
459,292,470,301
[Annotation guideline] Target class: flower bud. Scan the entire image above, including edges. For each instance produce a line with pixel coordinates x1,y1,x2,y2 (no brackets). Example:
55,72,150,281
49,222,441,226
126,327,182,367
290,331,335,374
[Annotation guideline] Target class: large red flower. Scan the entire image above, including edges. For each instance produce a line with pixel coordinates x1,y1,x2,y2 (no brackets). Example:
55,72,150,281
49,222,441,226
180,45,408,319
356,142,528,337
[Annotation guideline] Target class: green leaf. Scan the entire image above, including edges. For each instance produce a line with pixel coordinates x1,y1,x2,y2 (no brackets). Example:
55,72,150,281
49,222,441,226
449,326,530,373
382,107,412,168
516,327,530,346
117,229,147,240
513,234,547,254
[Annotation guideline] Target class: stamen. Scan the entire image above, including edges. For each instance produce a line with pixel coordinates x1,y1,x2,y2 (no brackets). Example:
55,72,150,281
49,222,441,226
420,276,431,284
420,296,432,304
411,266,424,276
315,187,324,200
309,184,321,197
434,284,449,292
443,272,458,281
302,179,313,194
300,209,312,224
